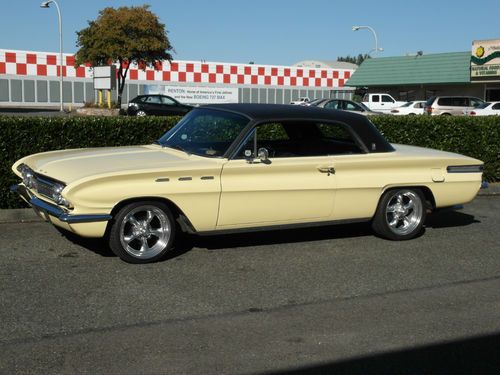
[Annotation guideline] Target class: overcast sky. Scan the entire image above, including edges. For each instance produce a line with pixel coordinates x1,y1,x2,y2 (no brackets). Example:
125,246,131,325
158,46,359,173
1,0,499,65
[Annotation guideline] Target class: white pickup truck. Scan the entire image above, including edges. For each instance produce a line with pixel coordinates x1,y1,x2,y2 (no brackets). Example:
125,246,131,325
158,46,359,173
362,93,407,113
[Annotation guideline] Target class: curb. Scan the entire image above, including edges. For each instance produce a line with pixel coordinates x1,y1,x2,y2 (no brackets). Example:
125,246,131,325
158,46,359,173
1,185,498,224
0,208,40,223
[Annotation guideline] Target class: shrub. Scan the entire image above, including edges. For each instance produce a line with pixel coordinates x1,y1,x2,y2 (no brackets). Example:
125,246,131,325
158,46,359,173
1,114,499,209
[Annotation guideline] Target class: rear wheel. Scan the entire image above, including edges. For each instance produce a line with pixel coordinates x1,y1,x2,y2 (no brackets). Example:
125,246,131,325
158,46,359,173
372,188,426,240
108,201,175,263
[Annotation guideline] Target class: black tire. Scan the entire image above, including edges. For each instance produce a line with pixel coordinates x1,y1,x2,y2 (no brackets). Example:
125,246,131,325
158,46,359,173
372,188,426,240
108,201,176,263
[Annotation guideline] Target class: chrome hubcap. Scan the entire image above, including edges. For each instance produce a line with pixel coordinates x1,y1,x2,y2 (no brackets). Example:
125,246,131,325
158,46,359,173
119,206,171,259
385,190,423,236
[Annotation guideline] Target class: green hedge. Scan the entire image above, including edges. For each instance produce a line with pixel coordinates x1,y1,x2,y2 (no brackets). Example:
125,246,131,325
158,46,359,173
1,115,499,209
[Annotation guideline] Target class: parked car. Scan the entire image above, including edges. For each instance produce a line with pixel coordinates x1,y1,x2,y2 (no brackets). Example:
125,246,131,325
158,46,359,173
310,98,382,116
362,93,407,113
290,97,310,105
127,94,193,116
464,101,500,116
423,96,485,116
390,101,427,115
12,104,483,263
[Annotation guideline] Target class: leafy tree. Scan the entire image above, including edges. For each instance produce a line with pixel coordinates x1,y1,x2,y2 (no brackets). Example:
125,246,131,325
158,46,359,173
337,54,371,66
75,5,173,106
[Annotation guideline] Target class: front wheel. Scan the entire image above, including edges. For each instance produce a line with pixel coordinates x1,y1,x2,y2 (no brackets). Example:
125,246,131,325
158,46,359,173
108,201,175,263
136,110,147,117
372,188,426,240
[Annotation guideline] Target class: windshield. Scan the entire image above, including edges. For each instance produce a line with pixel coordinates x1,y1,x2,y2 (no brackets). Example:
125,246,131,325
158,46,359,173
157,108,250,158
400,101,414,107
478,102,491,109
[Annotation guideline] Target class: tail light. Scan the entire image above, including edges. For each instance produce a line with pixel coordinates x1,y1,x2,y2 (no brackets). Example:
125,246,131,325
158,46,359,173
469,111,476,116
425,106,433,114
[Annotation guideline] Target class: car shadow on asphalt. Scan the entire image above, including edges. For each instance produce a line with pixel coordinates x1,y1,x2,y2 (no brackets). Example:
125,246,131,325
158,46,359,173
425,208,480,229
264,331,500,375
184,222,373,251
55,208,480,260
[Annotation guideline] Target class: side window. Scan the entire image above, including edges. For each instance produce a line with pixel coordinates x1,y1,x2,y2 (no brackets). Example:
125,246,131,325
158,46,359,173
324,100,340,109
237,123,291,159
451,97,468,107
382,95,394,103
492,103,500,110
372,95,380,102
315,123,363,155
438,97,452,106
470,98,483,108
146,96,161,104
161,96,176,105
345,102,361,111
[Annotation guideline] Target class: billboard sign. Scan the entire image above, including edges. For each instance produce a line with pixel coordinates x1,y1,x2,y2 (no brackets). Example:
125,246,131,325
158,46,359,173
471,39,500,78
145,85,238,105
93,66,117,89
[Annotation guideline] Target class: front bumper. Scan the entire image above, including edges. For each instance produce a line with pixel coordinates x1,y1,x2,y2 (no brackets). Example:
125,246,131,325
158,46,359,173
10,184,112,224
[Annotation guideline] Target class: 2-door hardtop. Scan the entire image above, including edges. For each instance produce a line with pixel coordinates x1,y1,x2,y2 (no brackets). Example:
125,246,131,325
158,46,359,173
12,104,483,263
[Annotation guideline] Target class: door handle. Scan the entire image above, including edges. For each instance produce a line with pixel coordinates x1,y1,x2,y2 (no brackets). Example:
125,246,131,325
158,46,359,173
318,167,335,174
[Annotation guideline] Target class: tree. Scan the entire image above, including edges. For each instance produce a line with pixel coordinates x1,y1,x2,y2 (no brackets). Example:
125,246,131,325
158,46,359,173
75,5,173,106
337,54,371,66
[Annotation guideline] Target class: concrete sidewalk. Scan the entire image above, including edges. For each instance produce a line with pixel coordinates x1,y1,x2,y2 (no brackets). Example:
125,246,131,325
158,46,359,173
1,183,498,224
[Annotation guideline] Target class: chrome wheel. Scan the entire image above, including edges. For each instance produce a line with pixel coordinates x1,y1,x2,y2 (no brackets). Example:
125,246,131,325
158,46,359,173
119,205,171,259
136,110,147,117
385,190,423,236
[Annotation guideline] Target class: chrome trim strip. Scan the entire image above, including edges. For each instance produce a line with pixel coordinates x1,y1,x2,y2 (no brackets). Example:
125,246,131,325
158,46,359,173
447,165,484,173
11,184,112,224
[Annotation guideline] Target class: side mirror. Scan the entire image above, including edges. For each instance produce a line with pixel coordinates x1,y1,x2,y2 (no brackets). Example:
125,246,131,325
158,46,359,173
257,147,270,164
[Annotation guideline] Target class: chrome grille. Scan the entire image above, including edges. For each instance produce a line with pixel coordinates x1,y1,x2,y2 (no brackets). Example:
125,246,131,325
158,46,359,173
34,174,57,200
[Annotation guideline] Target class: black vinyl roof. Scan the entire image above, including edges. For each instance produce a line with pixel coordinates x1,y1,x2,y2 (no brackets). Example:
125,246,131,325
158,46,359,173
201,103,394,153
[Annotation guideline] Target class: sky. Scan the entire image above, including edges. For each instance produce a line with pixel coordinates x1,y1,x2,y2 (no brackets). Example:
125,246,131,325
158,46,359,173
1,0,500,66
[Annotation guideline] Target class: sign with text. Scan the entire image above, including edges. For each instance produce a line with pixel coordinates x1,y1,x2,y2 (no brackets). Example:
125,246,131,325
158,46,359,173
93,66,117,90
471,39,500,78
145,85,238,104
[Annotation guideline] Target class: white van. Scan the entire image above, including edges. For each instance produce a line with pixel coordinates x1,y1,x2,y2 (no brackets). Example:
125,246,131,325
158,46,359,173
362,93,407,113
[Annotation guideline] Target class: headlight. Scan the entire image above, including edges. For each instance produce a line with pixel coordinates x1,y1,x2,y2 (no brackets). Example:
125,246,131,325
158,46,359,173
128,102,138,107
51,183,71,207
18,164,38,189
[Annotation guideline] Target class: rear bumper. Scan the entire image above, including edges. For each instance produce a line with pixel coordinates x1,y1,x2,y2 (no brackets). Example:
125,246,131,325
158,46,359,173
10,184,112,224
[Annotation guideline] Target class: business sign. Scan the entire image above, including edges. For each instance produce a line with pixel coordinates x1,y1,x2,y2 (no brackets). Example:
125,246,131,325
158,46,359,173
93,65,117,89
145,85,238,104
471,39,500,78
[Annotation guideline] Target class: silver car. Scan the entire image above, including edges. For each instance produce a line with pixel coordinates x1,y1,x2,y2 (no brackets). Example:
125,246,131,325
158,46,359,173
310,98,382,116
424,96,485,116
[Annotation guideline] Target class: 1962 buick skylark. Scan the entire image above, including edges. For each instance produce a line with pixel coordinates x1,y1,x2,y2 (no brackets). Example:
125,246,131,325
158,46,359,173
11,104,483,263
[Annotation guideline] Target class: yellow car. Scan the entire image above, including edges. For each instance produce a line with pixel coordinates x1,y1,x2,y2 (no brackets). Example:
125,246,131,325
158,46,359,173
11,104,483,263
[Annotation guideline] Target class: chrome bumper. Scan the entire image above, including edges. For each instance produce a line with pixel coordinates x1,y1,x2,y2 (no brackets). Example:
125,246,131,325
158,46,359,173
10,184,112,224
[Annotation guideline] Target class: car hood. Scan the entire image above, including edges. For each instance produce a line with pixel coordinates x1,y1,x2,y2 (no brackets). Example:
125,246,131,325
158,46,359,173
14,144,218,185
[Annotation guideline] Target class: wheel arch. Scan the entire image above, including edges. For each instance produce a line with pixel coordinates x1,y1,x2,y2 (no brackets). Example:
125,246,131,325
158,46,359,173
107,196,197,234
380,185,436,211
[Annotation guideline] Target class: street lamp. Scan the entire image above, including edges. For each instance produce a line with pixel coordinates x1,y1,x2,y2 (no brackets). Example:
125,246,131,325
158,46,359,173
352,25,384,56
40,0,64,112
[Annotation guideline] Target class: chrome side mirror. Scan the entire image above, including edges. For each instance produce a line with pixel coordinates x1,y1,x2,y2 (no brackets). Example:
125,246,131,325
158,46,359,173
257,147,270,164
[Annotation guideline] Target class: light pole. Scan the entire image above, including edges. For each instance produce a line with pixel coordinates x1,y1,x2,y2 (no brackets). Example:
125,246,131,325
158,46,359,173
352,25,384,56
40,0,64,112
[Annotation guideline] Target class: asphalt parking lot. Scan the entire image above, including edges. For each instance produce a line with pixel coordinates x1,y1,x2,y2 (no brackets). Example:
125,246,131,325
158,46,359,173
1,196,499,374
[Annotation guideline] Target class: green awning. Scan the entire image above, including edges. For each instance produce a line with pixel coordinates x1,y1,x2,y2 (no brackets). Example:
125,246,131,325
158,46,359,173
345,52,471,87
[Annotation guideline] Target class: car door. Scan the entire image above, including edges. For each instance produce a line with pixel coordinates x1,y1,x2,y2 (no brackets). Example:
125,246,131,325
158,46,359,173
160,96,187,116
142,95,163,115
217,121,338,228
